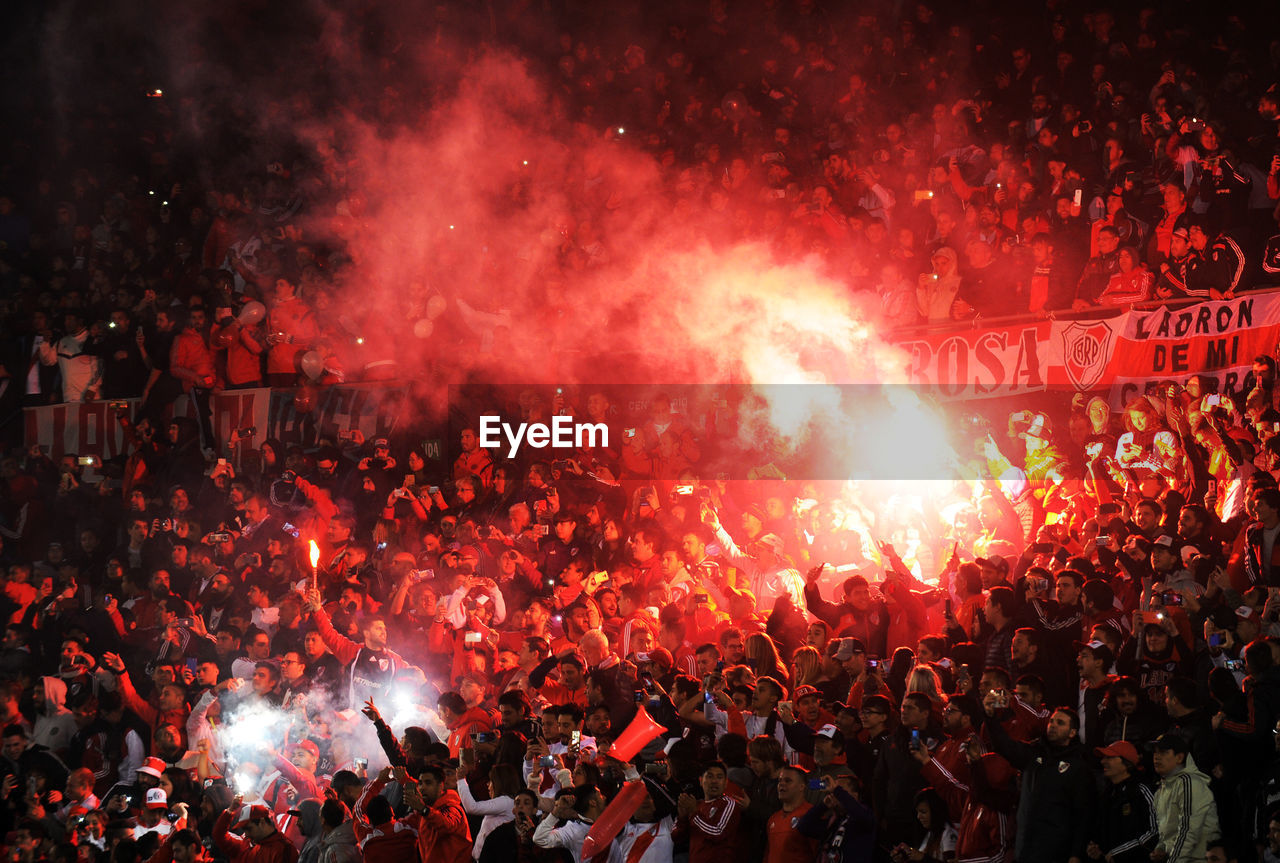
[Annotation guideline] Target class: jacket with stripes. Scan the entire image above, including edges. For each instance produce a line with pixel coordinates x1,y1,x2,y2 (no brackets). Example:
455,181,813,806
1153,755,1219,863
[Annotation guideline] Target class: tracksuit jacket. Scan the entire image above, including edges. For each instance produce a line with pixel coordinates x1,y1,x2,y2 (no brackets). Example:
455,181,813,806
1153,754,1219,863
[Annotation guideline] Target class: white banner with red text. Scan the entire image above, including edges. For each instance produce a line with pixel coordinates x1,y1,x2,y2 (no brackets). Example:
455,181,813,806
894,292,1280,403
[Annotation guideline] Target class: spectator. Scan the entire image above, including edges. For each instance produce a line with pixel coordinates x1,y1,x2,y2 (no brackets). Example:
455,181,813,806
1150,733,1220,863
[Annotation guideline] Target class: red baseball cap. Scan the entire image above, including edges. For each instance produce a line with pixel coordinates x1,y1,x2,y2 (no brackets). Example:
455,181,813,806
1094,740,1139,764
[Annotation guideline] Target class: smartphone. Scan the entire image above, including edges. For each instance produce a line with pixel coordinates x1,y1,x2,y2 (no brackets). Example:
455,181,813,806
428,486,441,496
535,524,550,537
807,778,825,790
644,762,666,776
1073,188,1084,206
1161,591,1183,607
539,755,556,768
404,474,415,488
464,632,483,644
186,657,198,674
570,730,581,746
354,757,368,771
910,728,921,748
624,428,636,438
1206,394,1221,407
866,658,879,670
1096,536,1109,547
77,456,99,467
1225,659,1245,672
1209,633,1226,647
1206,479,1218,497
674,485,694,495
475,732,496,744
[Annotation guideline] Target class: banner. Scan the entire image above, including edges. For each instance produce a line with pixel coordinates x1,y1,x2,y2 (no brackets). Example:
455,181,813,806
1101,294,1280,406
24,384,407,460
897,321,1052,400
1045,293,1280,406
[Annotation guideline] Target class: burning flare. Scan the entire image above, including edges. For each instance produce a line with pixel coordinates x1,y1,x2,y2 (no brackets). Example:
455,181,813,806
308,540,320,569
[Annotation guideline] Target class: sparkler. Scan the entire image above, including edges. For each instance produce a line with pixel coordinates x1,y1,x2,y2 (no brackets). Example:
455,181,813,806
309,540,320,590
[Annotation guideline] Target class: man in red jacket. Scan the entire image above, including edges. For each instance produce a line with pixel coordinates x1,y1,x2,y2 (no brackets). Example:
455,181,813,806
353,766,421,863
100,652,189,748
166,310,217,450
399,764,472,863
675,761,747,862
437,690,493,757
213,797,299,863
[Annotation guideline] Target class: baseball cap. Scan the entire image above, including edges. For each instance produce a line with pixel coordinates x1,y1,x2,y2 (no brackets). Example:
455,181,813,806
1017,413,1051,440
372,438,389,449
1152,535,1176,551
234,804,274,827
145,788,168,809
793,685,822,701
293,740,320,759
1075,639,1115,668
136,756,165,779
755,534,785,556
1152,732,1190,754
826,638,864,662
814,724,841,739
1094,740,1140,764
643,646,673,670
975,556,1010,575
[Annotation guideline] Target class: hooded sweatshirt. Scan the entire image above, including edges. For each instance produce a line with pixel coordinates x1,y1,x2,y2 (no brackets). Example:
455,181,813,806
917,247,963,322
318,821,359,863
1153,753,1220,863
33,676,78,756
294,799,325,863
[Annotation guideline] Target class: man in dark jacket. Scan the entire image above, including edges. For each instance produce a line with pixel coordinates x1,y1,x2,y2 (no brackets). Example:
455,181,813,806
1089,740,1158,863
803,568,889,658
985,699,1093,863
873,693,938,844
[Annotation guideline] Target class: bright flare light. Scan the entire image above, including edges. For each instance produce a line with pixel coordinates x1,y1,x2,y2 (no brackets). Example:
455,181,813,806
308,540,320,569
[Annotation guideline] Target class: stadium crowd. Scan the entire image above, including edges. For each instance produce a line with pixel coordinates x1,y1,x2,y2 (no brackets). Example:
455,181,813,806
7,0,1280,862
